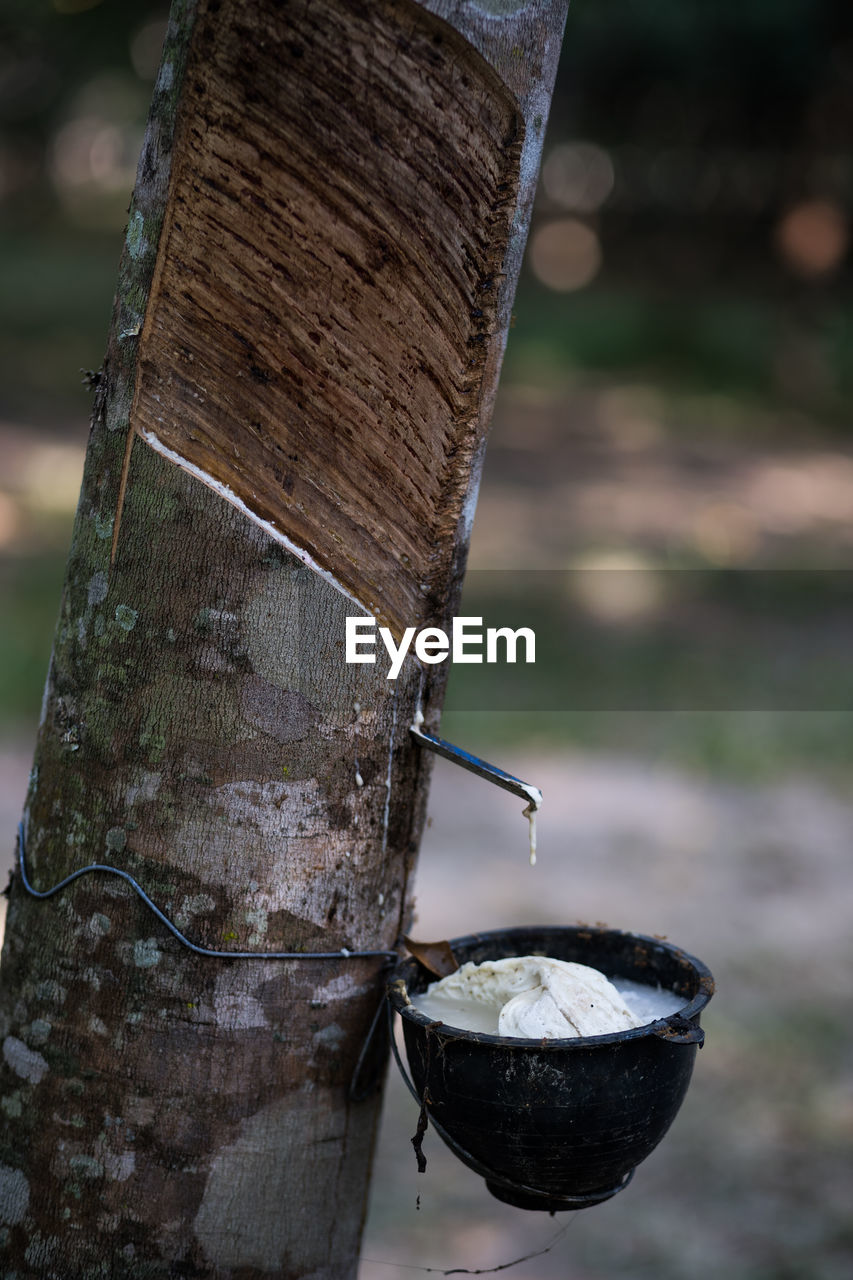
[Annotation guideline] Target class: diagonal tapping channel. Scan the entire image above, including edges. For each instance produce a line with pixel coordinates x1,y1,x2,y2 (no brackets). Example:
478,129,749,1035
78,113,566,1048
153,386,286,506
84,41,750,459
125,0,523,634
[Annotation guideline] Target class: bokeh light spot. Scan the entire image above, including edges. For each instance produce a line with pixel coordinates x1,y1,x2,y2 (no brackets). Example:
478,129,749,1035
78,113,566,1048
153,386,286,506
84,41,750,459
775,200,849,279
529,218,602,292
542,141,614,213
0,493,20,550
568,551,665,625
691,501,758,565
131,19,170,82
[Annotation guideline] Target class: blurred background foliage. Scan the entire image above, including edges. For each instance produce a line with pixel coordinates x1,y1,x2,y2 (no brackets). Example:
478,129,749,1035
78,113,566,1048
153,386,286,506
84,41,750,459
1,0,852,777
3,0,853,421
2,13,851,1278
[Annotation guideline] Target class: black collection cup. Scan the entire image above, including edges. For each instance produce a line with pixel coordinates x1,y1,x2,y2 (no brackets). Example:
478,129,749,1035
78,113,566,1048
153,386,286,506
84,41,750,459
388,924,715,1211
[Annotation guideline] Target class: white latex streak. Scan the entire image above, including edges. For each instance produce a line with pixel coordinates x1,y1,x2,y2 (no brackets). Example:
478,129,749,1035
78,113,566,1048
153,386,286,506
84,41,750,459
140,430,371,616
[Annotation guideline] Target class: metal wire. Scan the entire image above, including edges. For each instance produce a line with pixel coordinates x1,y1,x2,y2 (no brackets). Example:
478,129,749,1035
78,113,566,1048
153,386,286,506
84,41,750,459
15,820,398,963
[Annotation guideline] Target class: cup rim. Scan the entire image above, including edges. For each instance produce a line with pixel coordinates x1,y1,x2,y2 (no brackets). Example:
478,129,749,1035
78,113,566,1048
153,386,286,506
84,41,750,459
387,922,715,1051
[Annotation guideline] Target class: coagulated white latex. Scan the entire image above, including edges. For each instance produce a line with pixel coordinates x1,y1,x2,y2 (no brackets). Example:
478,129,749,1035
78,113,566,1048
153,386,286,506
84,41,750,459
418,956,645,1039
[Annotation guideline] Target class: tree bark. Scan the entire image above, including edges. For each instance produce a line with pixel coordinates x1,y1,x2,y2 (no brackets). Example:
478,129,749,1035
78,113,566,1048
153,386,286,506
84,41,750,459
0,1,567,1276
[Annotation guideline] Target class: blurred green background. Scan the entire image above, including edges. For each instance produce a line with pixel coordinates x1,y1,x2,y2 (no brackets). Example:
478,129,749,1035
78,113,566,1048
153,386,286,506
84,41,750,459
1,7,852,1280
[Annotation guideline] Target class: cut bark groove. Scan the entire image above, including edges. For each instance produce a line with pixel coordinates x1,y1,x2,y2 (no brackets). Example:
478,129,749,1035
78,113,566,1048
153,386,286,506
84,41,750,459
130,0,524,635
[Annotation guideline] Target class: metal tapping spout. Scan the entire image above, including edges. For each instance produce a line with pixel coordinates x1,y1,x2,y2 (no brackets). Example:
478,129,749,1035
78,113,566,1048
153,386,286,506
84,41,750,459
410,714,542,864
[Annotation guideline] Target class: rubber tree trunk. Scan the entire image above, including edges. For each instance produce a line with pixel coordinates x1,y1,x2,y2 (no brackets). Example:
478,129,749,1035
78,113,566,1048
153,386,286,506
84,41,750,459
0,1,567,1275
